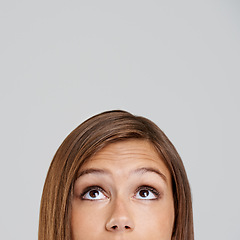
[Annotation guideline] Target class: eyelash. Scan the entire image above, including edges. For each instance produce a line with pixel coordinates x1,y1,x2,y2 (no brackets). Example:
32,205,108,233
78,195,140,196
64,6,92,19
80,185,161,200
135,185,161,199
80,186,106,200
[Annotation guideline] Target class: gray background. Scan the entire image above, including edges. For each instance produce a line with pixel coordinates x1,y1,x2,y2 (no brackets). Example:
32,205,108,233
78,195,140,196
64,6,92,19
0,1,239,239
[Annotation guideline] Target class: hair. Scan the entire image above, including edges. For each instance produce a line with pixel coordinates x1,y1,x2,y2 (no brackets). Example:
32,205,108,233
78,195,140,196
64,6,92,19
38,110,194,240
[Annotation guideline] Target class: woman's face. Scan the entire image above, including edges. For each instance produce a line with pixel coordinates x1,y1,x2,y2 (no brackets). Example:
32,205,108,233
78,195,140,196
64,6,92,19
71,139,175,240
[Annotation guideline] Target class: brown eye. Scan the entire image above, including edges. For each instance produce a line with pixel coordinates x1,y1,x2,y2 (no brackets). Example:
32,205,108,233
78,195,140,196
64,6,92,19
135,186,160,200
81,187,108,200
139,189,149,198
89,190,99,198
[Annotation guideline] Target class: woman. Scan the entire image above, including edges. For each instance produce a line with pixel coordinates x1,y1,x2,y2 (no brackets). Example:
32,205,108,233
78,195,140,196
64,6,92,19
39,110,194,240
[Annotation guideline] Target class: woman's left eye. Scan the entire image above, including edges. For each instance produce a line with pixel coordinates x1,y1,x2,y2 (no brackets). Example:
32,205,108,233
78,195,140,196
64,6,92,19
134,186,160,200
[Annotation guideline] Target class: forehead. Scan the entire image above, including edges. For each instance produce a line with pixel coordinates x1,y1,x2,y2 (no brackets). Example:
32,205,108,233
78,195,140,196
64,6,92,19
81,139,171,181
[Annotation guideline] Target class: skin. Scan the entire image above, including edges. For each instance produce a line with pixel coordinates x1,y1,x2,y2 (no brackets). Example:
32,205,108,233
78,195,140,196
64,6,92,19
71,139,175,240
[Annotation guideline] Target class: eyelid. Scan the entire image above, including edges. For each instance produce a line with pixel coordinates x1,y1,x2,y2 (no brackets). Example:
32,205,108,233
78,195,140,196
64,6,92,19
80,186,108,200
134,185,161,199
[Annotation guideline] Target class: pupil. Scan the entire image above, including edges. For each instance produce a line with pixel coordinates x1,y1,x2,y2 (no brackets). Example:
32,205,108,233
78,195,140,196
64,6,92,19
89,190,99,198
140,190,149,197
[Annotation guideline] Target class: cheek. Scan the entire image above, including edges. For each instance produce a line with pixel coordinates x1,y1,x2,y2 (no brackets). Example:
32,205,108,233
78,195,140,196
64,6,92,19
71,201,106,239
134,201,175,239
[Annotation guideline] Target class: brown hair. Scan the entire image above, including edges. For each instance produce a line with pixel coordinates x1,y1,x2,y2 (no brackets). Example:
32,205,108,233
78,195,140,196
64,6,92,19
38,110,194,240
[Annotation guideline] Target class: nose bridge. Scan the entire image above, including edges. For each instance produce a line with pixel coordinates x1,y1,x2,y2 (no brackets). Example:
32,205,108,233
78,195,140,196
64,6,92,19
105,195,134,232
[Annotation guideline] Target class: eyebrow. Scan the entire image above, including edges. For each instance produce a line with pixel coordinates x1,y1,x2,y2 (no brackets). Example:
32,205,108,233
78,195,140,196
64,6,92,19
77,168,109,178
132,167,167,182
77,167,167,182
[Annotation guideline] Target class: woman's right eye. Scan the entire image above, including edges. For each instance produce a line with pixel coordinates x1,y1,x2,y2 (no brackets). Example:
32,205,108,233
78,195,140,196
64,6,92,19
81,187,108,200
